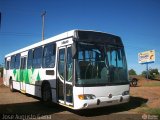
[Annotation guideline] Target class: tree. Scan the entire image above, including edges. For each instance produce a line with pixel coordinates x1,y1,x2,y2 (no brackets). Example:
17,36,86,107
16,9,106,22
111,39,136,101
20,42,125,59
142,71,147,76
150,68,159,75
129,69,137,75
0,67,3,77
0,63,4,77
141,68,159,80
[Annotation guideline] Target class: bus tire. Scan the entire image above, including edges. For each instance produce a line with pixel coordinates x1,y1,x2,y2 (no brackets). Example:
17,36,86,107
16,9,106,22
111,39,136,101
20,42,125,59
41,82,52,104
9,78,15,92
132,78,138,87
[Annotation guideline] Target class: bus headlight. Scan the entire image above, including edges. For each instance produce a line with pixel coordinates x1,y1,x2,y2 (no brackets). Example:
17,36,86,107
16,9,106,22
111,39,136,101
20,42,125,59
78,94,96,100
122,91,129,96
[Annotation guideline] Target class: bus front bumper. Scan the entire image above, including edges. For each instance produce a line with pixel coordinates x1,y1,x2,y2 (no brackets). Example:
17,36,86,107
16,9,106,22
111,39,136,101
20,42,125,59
74,95,130,110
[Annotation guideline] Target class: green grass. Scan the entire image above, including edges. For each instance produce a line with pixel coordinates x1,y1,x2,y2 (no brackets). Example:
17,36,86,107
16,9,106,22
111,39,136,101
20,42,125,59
144,108,160,115
143,82,160,87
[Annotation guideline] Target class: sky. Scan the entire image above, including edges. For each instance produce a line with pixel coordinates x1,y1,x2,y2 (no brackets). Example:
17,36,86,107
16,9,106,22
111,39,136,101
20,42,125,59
0,0,160,74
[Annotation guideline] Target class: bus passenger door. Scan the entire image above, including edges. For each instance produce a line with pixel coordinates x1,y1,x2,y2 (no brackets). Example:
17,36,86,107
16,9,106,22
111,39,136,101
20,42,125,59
57,46,73,105
20,57,26,92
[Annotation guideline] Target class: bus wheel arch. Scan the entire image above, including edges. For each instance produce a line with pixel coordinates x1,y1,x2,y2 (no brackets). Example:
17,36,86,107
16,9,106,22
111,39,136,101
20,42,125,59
41,80,52,103
9,77,15,92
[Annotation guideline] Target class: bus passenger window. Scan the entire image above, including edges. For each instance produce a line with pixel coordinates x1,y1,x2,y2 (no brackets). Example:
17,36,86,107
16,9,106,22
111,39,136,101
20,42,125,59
15,54,20,69
32,47,42,68
27,50,33,69
10,55,15,69
21,57,26,69
5,58,10,70
43,43,56,68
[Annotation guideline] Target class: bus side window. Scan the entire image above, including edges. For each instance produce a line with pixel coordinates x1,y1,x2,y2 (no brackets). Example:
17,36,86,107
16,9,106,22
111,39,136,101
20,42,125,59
27,50,33,69
7,61,10,70
32,46,42,68
21,57,26,69
10,55,15,69
43,43,56,68
15,54,20,69
5,58,10,70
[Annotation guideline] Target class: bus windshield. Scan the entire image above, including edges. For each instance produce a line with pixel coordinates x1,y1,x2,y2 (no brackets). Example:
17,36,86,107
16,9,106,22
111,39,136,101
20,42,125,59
76,42,129,86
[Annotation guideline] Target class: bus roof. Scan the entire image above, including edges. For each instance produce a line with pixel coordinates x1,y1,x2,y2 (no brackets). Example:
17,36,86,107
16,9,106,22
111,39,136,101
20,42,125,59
5,30,76,58
5,29,121,58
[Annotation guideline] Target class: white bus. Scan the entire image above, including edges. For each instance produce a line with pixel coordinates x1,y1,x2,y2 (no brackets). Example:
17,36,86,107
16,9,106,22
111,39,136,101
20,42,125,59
3,30,130,109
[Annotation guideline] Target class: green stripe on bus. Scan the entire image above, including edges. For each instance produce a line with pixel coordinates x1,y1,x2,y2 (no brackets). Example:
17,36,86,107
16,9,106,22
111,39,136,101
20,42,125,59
36,72,41,81
12,69,41,84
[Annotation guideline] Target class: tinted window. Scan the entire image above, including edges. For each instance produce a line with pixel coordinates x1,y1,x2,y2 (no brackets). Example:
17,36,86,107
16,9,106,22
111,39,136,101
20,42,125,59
27,50,33,69
10,56,15,69
43,43,56,68
66,47,73,82
58,49,65,80
21,57,26,69
32,47,42,68
15,54,20,69
76,43,128,86
5,58,10,70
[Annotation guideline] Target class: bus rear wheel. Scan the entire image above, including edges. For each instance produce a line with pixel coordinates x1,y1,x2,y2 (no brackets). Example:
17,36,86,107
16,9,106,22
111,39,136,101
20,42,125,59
9,79,15,92
41,83,52,104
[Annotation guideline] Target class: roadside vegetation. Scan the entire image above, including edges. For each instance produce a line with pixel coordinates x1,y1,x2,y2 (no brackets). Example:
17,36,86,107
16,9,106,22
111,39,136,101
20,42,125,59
129,68,160,80
136,107,160,115
144,108,160,115
142,68,159,80
0,64,3,78
143,81,160,87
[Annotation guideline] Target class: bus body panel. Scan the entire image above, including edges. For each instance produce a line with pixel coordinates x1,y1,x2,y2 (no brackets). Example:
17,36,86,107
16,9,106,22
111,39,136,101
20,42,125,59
83,85,130,97
3,30,130,110
8,68,58,98
3,70,9,86
12,81,21,90
73,85,130,109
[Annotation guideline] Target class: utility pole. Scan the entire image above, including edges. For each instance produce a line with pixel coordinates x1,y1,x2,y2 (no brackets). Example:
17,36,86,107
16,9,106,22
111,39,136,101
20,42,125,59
146,63,149,79
41,11,46,41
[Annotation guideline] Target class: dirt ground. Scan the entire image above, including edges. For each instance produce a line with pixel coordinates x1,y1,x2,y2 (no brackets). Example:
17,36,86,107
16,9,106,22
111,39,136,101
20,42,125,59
0,77,2,85
133,76,160,107
0,77,160,120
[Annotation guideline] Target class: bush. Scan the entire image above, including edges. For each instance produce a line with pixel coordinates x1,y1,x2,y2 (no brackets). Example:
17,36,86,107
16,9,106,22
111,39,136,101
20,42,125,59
0,67,3,77
142,68,159,80
129,69,137,75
